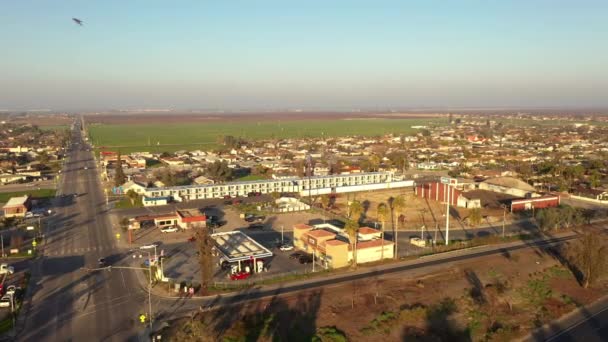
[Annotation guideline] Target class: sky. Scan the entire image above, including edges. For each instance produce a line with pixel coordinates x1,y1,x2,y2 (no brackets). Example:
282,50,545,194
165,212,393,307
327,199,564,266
1,1,608,110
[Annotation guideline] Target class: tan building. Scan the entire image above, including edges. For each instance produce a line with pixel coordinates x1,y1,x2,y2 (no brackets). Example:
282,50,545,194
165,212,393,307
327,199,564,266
293,223,393,269
2,195,31,218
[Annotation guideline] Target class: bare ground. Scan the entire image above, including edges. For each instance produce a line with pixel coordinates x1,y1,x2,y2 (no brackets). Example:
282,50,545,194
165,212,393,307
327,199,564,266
165,231,608,341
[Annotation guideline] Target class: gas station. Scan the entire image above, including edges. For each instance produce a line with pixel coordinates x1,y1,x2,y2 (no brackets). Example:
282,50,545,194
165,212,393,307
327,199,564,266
211,231,273,278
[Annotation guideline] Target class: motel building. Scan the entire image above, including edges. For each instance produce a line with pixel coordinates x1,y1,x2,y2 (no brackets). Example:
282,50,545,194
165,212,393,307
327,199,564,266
293,223,394,269
143,171,414,204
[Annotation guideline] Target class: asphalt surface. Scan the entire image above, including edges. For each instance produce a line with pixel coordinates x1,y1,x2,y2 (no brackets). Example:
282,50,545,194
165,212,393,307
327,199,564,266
17,124,146,341
527,294,608,342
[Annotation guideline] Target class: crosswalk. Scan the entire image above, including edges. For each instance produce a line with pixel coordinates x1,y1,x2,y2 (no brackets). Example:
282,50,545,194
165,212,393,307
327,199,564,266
44,245,115,256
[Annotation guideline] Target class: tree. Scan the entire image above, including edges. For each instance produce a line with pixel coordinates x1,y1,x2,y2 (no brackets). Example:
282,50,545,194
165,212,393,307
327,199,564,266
570,232,608,288
348,200,363,223
344,220,359,268
377,203,389,260
320,194,330,209
535,208,561,231
390,195,406,259
126,189,139,205
195,226,215,294
114,151,126,187
468,208,482,226
205,160,233,182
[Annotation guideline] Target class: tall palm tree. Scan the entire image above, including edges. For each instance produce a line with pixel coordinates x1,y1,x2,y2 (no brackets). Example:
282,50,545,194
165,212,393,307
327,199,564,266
349,200,364,223
391,195,406,259
376,203,389,260
344,219,359,268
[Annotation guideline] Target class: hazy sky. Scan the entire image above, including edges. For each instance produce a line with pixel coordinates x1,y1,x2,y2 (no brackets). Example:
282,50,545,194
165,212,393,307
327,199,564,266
2,1,607,110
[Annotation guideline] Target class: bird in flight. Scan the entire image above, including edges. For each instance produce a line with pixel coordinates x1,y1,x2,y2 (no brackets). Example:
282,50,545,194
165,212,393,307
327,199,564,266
72,18,83,26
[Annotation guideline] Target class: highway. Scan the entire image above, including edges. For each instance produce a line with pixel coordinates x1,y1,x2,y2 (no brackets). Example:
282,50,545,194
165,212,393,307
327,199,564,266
17,124,146,341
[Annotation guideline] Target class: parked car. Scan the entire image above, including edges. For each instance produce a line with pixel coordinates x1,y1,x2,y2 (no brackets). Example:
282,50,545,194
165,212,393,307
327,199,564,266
298,255,313,264
289,252,303,260
0,264,14,275
0,295,11,308
160,227,179,233
279,244,294,252
244,214,255,222
207,221,225,229
223,195,232,199
187,236,196,242
230,271,251,281
254,216,266,223
139,244,158,250
98,258,106,267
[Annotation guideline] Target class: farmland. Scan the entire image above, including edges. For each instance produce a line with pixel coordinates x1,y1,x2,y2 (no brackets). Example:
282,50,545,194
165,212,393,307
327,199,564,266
87,118,443,153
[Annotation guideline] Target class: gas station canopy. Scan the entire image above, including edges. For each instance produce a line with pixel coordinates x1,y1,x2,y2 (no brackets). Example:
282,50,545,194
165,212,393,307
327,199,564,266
211,231,273,262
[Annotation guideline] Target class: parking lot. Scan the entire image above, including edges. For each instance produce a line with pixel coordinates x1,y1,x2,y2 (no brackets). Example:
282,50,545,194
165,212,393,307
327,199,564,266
127,205,330,283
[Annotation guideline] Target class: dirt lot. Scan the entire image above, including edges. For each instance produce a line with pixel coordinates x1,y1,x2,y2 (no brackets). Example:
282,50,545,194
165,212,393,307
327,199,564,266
330,188,516,230
165,229,608,341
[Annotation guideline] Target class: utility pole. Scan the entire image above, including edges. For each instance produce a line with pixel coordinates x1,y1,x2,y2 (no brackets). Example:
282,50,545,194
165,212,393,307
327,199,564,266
1,234,4,258
281,225,284,244
445,184,451,245
501,204,506,238
312,248,316,272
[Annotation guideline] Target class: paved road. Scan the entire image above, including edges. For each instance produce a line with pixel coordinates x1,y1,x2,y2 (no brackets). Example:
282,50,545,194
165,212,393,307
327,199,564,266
526,294,608,342
17,122,146,341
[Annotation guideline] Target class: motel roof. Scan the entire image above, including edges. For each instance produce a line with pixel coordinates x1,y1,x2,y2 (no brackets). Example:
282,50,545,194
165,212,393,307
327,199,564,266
211,231,273,262
2,195,29,208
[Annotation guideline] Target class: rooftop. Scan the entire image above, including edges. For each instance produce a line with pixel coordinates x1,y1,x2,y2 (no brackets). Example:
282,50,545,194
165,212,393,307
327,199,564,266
211,231,273,262
357,239,394,250
3,195,29,208
307,229,336,239
358,227,380,235
294,223,313,230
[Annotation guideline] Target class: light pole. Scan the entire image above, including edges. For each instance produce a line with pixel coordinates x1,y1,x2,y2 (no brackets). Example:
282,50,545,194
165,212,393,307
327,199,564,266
133,250,154,330
281,225,284,245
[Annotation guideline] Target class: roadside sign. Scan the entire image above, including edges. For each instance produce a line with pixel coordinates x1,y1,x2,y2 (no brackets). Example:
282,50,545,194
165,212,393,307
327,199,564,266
139,314,146,323
32,240,37,247
27,226,35,231
115,233,121,240
440,177,458,186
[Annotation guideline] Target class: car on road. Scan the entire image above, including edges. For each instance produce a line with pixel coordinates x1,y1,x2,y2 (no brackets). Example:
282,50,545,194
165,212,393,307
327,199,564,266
98,258,106,267
139,244,158,250
25,212,42,218
279,244,294,252
83,166,88,170
289,252,303,260
0,295,11,308
5,285,18,296
160,227,179,233
248,223,264,230
230,271,251,281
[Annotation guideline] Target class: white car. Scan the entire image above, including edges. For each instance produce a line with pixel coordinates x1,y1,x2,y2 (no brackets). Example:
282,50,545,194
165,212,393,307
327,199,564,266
139,244,158,250
279,244,294,252
0,295,11,308
5,285,17,296
0,264,14,275
160,227,179,233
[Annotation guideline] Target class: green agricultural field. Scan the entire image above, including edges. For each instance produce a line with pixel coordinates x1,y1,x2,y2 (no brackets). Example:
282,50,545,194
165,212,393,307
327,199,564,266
0,189,56,203
87,118,443,153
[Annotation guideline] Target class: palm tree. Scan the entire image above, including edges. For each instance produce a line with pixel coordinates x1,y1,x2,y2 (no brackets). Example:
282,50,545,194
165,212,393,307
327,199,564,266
390,195,406,259
344,219,359,268
376,203,389,260
349,200,364,223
